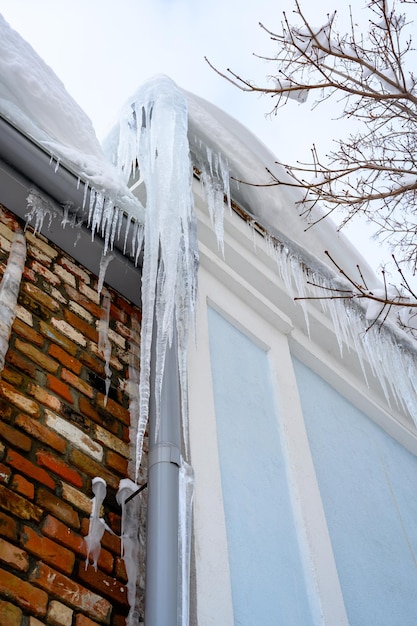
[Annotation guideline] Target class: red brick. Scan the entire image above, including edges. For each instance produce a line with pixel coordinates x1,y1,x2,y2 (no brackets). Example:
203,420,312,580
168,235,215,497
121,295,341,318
62,368,94,399
0,420,31,452
11,474,34,499
43,515,113,574
46,374,74,404
114,557,128,583
39,320,78,356
96,394,130,426
27,382,63,412
0,599,23,626
106,450,128,476
6,449,55,490
0,398,12,421
5,348,36,378
70,449,119,490
78,563,128,608
0,379,40,417
0,536,29,571
12,317,44,347
75,614,100,626
0,484,42,521
30,562,111,623
79,350,106,377
64,309,98,343
0,511,17,540
15,413,66,453
0,462,11,484
48,344,82,374
23,281,61,312
36,488,80,530
78,397,119,435
0,567,48,617
21,525,75,575
36,450,83,488
15,338,59,373
30,259,61,286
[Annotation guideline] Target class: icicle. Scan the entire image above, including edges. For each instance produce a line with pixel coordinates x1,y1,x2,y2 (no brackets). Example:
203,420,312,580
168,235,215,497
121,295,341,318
84,477,107,571
97,252,114,295
178,458,195,626
0,228,26,372
26,189,57,233
97,289,112,405
116,478,141,626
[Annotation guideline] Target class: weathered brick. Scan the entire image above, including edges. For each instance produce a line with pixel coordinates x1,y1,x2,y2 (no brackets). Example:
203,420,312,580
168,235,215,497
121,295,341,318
36,487,80,530
54,263,77,287
0,536,29,571
30,259,61,286
42,515,113,574
59,257,91,284
64,309,98,343
0,398,13,421
0,484,42,521
69,300,94,324
79,282,100,305
93,425,130,459
11,474,35,499
26,230,59,260
96,394,130,426
1,366,23,387
79,350,106,378
0,599,23,626
0,510,17,540
29,562,112,623
6,449,55,490
61,368,94,399
65,285,102,318
19,291,51,321
0,462,11,484
23,282,61,312
45,410,103,461
70,449,119,490
0,567,48,616
0,379,40,417
61,482,92,515
15,303,33,326
27,382,63,412
78,397,119,435
0,419,31,451
15,413,66,453
12,317,44,346
78,563,128,608
39,320,78,356
106,450,129,477
36,450,83,488
115,319,139,342
21,525,75,575
47,600,73,626
51,318,87,347
48,344,82,374
46,374,74,404
6,348,37,378
29,617,45,626
15,338,59,373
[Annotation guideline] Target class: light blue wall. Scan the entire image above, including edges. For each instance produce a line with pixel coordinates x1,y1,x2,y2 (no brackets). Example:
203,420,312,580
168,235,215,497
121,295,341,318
293,357,417,626
208,308,312,625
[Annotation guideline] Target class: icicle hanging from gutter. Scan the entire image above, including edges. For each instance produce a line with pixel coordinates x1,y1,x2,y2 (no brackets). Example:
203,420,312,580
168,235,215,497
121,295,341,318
84,477,107,571
0,227,26,372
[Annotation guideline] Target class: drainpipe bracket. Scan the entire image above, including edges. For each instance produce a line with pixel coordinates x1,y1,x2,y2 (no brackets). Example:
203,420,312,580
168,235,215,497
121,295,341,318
149,442,181,468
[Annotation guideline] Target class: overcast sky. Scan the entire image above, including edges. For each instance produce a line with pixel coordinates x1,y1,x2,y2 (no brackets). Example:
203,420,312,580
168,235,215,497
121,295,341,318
0,0,402,274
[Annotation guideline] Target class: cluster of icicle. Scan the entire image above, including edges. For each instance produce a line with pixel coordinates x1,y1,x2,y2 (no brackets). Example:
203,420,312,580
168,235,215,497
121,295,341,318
0,227,27,372
263,233,417,419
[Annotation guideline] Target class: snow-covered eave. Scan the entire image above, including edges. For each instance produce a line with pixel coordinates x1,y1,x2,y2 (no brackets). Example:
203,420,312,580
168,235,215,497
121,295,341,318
0,113,142,306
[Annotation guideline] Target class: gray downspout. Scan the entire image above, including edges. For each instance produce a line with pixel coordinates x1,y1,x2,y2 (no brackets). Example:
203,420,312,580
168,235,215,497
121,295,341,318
145,329,181,625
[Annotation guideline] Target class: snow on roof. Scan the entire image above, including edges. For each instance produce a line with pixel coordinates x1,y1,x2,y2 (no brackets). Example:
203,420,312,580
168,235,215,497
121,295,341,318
0,14,143,222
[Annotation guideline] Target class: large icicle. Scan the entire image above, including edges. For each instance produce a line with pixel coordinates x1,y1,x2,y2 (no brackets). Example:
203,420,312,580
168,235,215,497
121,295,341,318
0,227,26,372
114,76,198,478
97,289,112,405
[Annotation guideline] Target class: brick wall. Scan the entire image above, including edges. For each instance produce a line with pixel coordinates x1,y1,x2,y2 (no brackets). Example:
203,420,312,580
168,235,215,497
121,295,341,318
0,204,146,625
